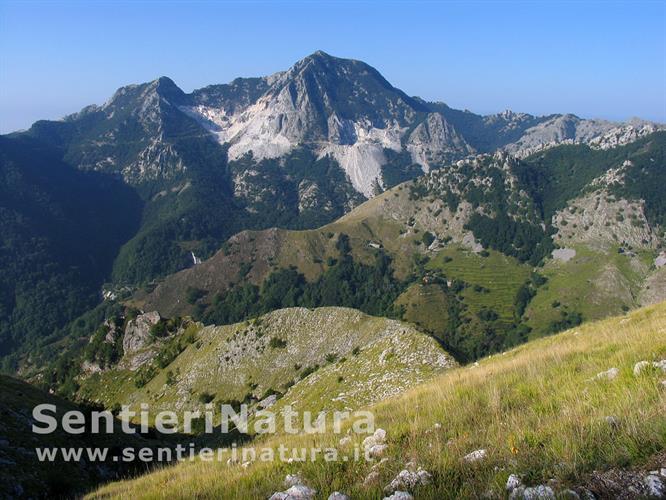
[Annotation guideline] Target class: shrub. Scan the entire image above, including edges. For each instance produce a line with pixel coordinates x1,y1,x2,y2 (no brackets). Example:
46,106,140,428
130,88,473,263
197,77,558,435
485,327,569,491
198,392,215,404
421,231,435,247
477,309,499,322
269,337,287,349
150,321,168,338
325,353,337,363
186,287,207,305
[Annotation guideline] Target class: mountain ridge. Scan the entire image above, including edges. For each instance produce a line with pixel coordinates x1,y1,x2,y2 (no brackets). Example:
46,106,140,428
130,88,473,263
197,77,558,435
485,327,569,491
21,51,662,194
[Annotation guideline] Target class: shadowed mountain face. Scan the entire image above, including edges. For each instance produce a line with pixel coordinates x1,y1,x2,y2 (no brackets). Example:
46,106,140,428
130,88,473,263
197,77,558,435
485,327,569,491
0,51,663,368
0,135,142,359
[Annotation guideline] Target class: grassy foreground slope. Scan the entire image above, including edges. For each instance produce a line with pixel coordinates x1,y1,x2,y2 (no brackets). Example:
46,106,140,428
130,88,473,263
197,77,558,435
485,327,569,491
89,301,666,499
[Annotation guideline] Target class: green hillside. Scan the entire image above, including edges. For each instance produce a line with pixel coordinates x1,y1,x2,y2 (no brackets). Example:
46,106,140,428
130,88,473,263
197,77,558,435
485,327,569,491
124,134,665,369
77,307,456,418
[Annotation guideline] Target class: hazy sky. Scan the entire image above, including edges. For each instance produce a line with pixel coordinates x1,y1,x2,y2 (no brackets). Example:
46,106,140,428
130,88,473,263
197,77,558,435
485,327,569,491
1,0,665,133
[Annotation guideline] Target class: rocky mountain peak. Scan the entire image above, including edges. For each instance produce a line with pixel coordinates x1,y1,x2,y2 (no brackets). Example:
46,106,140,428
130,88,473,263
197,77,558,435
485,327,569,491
100,76,185,117
150,76,186,103
268,50,425,122
177,51,458,196
291,49,340,69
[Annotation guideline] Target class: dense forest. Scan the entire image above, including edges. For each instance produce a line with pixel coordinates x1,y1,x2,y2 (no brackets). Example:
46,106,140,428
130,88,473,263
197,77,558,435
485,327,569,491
200,237,404,325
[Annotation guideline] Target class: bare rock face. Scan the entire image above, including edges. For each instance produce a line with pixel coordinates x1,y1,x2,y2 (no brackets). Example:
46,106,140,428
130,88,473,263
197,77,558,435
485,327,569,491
298,180,333,213
552,248,576,263
552,191,658,251
80,360,103,375
588,121,664,150
406,113,474,171
503,115,664,158
122,311,161,355
640,266,666,307
103,318,121,344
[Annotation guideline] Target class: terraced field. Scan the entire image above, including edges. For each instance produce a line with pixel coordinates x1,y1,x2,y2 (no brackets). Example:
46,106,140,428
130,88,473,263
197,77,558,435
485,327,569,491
427,246,533,327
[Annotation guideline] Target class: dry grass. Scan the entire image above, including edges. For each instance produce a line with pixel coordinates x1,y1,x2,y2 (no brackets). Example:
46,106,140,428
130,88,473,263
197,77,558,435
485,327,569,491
88,302,666,499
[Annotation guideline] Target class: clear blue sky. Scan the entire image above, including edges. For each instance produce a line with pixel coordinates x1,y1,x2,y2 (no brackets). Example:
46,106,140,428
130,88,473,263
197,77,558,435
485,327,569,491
1,0,665,133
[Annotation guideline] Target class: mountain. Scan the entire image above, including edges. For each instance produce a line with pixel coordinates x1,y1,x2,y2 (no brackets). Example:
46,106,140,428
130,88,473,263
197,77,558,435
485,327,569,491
86,301,666,499
1,51,663,370
435,105,663,157
179,50,472,196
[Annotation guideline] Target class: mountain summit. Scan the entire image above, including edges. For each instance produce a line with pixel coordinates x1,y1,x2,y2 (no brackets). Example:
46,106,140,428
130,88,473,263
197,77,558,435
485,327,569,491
178,51,471,195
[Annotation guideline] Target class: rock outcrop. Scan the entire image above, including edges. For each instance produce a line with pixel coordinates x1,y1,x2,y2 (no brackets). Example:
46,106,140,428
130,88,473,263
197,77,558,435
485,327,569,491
122,311,161,355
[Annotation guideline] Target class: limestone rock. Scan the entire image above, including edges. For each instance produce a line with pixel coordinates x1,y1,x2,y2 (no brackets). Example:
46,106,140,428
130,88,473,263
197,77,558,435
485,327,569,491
644,474,664,497
122,311,161,355
327,493,350,500
633,361,651,376
385,467,432,493
464,449,488,463
507,474,523,492
510,485,556,500
269,484,316,500
594,368,619,381
284,474,303,487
